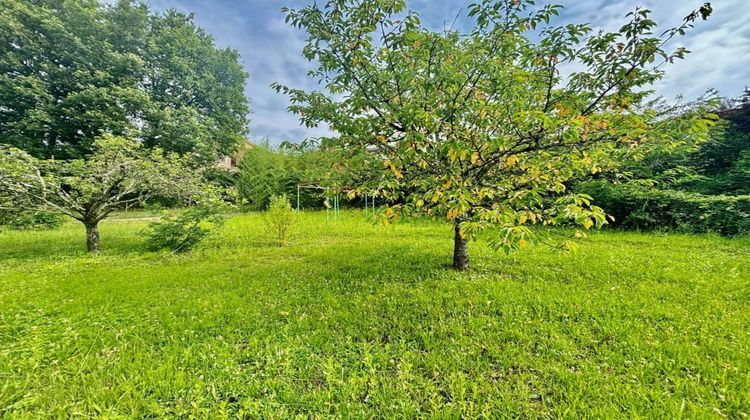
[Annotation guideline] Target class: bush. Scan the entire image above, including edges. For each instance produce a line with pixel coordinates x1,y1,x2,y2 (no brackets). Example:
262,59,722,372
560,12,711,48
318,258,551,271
265,194,296,246
0,208,64,230
579,181,750,236
144,206,226,253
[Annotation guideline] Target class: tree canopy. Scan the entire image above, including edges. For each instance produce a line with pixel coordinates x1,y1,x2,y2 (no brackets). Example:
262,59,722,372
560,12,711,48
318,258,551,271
0,0,249,162
276,0,714,269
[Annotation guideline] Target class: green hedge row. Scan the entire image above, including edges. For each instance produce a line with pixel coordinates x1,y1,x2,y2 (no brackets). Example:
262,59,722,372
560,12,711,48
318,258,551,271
579,181,750,236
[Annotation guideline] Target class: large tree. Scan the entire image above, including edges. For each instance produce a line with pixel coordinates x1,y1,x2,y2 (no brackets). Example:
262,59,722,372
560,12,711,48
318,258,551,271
276,0,714,270
0,135,204,253
0,0,249,162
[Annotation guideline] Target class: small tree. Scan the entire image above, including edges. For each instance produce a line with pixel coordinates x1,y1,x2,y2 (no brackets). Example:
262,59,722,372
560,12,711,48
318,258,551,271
265,194,296,246
144,204,227,253
276,0,714,270
0,134,203,253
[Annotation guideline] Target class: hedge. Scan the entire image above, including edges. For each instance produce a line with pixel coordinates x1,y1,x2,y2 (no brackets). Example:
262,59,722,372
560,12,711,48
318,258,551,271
578,181,750,236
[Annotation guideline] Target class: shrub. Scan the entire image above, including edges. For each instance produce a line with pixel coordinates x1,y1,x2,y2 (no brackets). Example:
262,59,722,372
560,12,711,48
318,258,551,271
0,208,64,230
579,181,750,236
144,206,226,253
265,194,296,246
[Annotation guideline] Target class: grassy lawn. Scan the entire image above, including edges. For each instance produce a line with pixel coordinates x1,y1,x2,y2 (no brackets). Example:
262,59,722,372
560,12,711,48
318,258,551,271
1,211,748,417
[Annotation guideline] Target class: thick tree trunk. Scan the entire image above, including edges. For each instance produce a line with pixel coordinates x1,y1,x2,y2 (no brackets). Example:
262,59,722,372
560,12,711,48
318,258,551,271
85,221,100,254
452,220,469,271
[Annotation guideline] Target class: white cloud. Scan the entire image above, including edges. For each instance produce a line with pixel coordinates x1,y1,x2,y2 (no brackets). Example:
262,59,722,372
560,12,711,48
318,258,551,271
546,0,750,99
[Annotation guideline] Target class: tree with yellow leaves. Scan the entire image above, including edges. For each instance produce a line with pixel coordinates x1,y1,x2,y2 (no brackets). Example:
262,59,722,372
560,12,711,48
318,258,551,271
276,0,714,270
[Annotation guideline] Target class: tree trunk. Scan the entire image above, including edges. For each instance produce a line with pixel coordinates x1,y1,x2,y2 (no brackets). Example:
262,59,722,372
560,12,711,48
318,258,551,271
452,220,469,271
85,221,100,254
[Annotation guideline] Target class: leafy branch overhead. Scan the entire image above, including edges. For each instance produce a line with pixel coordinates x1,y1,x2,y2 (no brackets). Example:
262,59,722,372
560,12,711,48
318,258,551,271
275,0,715,268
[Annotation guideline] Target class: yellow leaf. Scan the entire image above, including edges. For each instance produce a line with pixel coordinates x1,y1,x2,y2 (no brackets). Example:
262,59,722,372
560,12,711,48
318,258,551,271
505,155,518,167
583,219,593,229
416,199,424,208
471,152,479,165
389,162,403,179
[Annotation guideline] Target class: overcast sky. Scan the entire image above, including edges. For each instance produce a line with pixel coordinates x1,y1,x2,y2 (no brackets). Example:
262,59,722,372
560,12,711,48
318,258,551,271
147,0,750,145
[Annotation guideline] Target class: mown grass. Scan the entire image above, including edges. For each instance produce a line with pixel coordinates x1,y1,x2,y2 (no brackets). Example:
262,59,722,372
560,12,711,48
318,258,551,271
0,211,748,417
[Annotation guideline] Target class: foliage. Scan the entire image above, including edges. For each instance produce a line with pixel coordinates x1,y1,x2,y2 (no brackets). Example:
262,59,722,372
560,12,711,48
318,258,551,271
571,90,748,232
0,134,204,252
265,194,296,246
579,180,750,236
0,182,63,230
578,90,747,195
144,205,226,253
236,142,334,210
689,90,750,195
0,0,248,162
237,144,295,210
0,212,748,417
0,208,63,230
204,167,239,190
275,0,714,268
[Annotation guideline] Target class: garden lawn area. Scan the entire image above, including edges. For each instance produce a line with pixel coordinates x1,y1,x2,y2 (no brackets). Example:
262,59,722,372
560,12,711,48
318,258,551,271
1,211,749,417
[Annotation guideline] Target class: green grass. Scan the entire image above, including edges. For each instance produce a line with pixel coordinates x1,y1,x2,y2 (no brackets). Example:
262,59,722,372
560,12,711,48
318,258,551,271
1,211,749,417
